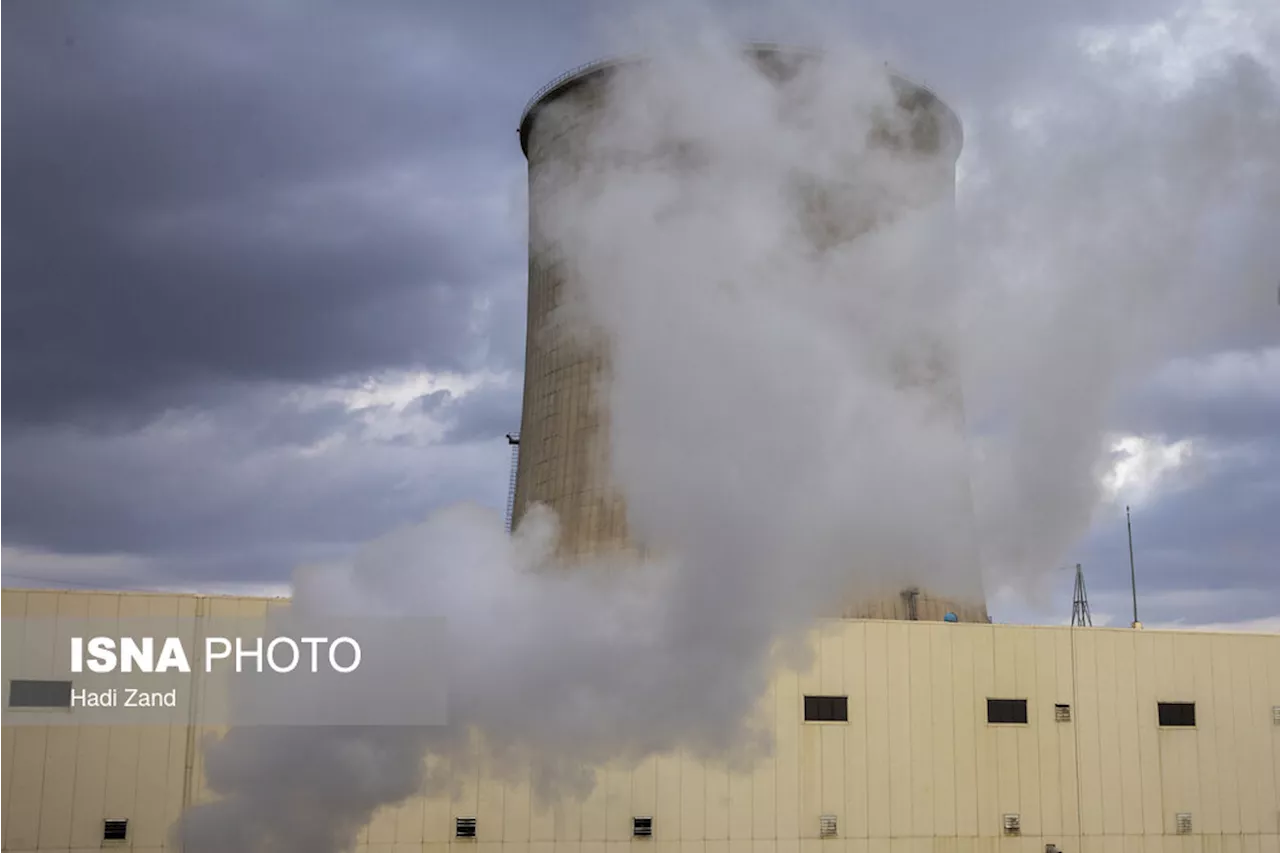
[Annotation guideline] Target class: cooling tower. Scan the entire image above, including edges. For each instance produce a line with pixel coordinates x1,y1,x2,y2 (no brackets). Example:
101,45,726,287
515,45,988,622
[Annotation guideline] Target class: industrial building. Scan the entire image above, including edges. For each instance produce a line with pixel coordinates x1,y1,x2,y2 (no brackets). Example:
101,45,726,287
5,47,1279,853
4,587,1280,853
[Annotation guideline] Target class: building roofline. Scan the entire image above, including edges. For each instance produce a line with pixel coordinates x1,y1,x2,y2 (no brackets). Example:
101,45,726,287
1,586,290,601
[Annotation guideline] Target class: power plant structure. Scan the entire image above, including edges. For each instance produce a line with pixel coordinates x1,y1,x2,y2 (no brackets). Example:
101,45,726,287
3,48,1280,853
512,45,987,623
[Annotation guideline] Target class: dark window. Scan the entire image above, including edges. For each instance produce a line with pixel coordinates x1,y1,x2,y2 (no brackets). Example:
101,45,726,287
803,695,848,722
103,820,128,841
8,679,72,708
987,698,1028,724
1158,702,1196,727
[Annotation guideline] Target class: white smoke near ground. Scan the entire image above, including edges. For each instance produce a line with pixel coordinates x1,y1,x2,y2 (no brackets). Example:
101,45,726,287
177,7,1280,853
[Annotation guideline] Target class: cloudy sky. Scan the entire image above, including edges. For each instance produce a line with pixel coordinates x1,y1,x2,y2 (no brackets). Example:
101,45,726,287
3,0,1277,630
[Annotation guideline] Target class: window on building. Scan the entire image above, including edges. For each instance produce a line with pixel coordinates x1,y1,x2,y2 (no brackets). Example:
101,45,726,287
987,698,1028,724
103,819,128,841
803,695,848,722
8,679,72,708
1158,702,1196,727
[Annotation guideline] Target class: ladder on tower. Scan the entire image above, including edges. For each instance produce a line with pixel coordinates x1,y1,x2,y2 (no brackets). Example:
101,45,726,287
504,433,520,534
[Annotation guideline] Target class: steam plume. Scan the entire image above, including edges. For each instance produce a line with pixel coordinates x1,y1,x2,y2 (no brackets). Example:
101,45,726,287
177,9,1279,853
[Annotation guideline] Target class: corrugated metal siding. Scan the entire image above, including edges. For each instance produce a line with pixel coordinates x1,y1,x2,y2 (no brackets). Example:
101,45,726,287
3,588,1279,853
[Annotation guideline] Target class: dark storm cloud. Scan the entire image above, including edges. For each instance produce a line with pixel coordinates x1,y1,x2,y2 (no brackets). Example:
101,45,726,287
1090,444,1276,584
1,0,588,426
1004,428,1280,628
0,0,1195,429
1117,354,1280,443
1078,350,1280,623
0,0,580,589
1123,392,1280,445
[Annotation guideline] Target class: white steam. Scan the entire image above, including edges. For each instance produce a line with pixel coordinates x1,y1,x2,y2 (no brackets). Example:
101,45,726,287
959,47,1280,586
177,11,1279,853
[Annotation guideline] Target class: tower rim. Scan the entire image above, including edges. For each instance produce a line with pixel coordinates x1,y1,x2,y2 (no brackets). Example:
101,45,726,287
517,43,964,161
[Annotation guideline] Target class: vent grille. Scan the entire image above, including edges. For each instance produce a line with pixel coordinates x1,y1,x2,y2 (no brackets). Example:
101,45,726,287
1003,814,1021,836
1272,706,1280,725
819,814,838,838
988,698,1029,724
1158,702,1196,727
804,696,849,722
455,817,477,839
1054,704,1072,722
1176,813,1192,835
103,819,128,841
632,816,652,838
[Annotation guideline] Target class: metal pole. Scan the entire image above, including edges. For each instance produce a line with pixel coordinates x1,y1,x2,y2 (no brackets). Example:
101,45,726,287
1127,505,1140,628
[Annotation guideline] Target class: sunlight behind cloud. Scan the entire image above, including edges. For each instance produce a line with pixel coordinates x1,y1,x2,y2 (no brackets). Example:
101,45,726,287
336,370,500,412
1102,434,1194,506
274,369,519,447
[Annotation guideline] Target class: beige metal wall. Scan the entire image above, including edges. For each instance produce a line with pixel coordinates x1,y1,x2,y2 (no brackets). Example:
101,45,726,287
4,588,1279,853
1,589,281,853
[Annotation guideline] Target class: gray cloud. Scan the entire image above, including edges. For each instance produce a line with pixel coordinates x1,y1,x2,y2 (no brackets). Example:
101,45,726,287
1,0,562,427
1119,352,1280,443
1,389,511,585
1080,441,1279,615
2,0,562,593
999,356,1280,627
416,380,522,443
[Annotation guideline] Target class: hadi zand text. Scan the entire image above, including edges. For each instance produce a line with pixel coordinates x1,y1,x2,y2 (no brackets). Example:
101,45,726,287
71,687,179,708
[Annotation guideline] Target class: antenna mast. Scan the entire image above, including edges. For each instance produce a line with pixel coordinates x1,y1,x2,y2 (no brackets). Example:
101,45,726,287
1127,505,1141,628
1070,563,1092,627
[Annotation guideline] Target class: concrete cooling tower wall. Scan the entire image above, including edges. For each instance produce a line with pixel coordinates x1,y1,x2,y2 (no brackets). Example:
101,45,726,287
515,45,988,623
